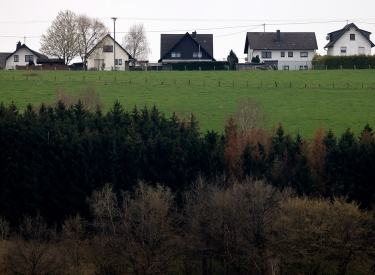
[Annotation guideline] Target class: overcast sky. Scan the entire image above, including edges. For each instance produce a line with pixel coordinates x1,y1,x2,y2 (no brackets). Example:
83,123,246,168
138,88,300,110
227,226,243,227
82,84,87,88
1,0,375,63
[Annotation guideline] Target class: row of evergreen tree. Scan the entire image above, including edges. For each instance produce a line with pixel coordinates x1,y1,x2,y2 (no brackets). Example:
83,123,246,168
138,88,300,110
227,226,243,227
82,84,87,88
0,100,374,226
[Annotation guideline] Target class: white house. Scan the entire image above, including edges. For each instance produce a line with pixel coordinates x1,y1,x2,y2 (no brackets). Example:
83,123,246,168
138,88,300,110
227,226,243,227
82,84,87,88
5,42,47,70
86,34,132,71
324,23,375,56
244,30,318,70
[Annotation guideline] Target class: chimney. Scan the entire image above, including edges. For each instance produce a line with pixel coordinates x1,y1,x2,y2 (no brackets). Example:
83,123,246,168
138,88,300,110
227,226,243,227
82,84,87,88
192,31,197,39
16,41,22,50
276,30,280,43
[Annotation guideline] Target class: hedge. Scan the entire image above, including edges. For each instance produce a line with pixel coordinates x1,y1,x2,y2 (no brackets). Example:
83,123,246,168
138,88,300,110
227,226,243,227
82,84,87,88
312,55,375,70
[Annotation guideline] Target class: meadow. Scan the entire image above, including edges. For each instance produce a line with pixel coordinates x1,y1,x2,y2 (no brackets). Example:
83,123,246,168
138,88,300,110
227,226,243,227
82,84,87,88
1,69,375,139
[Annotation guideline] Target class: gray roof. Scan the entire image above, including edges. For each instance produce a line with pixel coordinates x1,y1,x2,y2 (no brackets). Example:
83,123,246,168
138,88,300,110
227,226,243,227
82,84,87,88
0,52,12,69
159,32,214,60
324,23,375,48
244,32,318,53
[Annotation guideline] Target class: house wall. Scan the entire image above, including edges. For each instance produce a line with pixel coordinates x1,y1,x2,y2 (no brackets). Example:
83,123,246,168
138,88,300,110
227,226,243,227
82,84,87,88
327,26,372,55
5,48,39,69
161,35,213,62
247,48,315,70
87,37,130,71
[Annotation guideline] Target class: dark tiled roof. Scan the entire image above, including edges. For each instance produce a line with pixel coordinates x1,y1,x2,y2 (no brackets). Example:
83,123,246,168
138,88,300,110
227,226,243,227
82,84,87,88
5,44,48,61
0,52,12,69
244,32,318,53
159,32,214,60
86,34,133,59
324,23,375,48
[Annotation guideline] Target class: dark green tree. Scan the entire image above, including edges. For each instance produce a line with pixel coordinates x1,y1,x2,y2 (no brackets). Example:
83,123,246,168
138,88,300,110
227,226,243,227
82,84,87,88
227,49,239,70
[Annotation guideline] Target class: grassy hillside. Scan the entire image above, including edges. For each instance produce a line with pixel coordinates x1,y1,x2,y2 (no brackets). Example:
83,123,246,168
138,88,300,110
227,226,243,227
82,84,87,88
1,69,375,139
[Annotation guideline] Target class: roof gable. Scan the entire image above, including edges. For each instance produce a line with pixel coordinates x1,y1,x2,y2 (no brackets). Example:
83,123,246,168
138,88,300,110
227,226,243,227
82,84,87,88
5,44,47,61
86,34,133,58
159,32,214,61
324,23,375,48
245,32,318,53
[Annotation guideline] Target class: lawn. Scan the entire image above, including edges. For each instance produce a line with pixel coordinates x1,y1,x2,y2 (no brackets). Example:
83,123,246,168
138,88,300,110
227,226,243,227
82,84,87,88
1,69,375,139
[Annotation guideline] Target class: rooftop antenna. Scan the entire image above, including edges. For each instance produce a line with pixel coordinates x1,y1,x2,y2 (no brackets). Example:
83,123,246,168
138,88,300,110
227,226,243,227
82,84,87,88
24,36,26,44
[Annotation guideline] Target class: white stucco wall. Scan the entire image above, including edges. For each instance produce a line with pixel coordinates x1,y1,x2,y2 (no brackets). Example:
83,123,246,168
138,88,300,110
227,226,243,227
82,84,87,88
327,26,372,55
247,48,315,70
87,37,130,71
5,48,38,69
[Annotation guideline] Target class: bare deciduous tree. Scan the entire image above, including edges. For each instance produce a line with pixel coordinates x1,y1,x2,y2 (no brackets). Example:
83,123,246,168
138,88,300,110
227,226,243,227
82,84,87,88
122,23,151,65
5,214,68,275
40,10,79,65
233,98,266,134
76,14,108,70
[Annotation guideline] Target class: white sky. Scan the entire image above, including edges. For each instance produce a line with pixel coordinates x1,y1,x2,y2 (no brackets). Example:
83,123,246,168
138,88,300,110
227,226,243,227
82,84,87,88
1,0,375,63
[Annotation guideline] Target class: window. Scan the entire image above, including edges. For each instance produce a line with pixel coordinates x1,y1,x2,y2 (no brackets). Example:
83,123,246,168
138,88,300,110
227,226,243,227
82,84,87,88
300,52,308,57
261,51,271,58
281,52,285,57
350,34,355,40
14,55,19,62
171,52,181,58
283,65,289,70
25,55,33,62
103,45,113,52
115,59,122,65
358,47,365,54
340,47,347,54
193,52,202,58
288,52,293,57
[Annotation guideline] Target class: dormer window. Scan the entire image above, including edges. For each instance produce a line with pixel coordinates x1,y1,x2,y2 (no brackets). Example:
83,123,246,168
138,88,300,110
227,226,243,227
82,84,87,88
171,52,181,58
350,34,355,40
193,52,202,58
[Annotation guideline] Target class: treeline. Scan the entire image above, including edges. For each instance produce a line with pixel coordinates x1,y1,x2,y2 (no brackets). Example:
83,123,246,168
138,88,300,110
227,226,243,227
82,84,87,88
0,180,374,275
0,101,224,225
1,100,375,226
225,120,375,210
312,54,375,69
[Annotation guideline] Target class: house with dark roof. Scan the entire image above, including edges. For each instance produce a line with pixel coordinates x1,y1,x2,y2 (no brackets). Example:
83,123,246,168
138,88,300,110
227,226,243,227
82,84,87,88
86,34,132,71
158,31,215,63
5,42,48,70
244,30,318,70
324,23,374,56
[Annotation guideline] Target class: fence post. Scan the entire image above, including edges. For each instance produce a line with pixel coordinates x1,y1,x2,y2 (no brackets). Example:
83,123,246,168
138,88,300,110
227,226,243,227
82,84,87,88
354,65,356,69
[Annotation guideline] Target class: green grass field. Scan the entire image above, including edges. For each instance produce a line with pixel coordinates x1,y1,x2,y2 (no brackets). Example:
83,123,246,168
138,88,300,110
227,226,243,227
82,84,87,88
1,69,375,139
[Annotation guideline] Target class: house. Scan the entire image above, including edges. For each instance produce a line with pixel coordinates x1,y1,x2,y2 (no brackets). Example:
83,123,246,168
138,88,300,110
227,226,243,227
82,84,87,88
158,31,215,63
4,42,47,70
324,23,375,56
86,34,132,71
244,30,318,70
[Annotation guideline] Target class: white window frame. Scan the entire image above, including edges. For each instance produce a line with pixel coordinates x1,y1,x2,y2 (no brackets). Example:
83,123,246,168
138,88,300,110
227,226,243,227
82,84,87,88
300,52,308,57
25,55,34,62
340,47,347,54
288,52,293,57
14,55,19,62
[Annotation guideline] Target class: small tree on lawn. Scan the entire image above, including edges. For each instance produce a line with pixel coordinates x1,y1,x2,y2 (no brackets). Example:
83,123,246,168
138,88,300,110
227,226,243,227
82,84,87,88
227,49,239,70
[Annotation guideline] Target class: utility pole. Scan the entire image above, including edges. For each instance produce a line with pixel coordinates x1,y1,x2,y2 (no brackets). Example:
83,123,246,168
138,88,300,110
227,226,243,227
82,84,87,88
111,17,117,70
